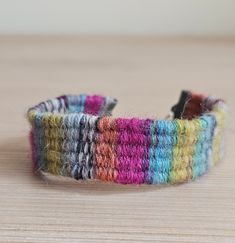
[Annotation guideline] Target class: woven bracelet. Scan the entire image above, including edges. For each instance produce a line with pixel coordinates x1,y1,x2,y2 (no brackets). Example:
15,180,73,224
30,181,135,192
27,90,227,185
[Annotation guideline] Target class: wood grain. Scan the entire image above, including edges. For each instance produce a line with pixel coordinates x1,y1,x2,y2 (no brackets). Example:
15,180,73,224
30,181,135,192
0,36,234,243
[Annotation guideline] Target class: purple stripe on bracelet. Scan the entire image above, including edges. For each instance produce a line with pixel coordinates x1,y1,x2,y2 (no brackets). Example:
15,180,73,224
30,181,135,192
116,118,147,184
84,95,105,115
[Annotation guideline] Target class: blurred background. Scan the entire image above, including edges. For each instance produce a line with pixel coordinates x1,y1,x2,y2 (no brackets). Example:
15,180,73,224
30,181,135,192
0,0,235,36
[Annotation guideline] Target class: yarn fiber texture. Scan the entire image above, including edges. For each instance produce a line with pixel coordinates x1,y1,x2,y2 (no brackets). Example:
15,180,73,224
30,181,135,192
27,91,227,185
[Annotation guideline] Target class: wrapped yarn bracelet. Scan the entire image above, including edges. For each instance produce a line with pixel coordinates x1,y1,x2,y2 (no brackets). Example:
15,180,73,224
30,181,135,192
27,91,227,185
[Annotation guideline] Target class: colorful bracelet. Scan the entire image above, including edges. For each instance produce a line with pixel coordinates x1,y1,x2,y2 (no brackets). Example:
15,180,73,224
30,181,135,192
27,91,227,185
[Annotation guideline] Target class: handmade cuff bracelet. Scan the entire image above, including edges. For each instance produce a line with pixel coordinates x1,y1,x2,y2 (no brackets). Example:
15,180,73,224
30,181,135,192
27,91,227,185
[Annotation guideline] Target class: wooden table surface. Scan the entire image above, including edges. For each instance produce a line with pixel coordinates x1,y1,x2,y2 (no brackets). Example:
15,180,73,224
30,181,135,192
0,36,234,243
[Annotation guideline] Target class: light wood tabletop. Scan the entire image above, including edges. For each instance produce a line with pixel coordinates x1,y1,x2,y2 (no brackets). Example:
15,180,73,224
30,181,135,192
0,36,234,243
